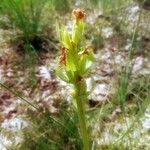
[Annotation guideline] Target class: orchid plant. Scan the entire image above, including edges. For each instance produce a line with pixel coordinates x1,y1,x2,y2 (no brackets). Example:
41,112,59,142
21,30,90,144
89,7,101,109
56,9,94,150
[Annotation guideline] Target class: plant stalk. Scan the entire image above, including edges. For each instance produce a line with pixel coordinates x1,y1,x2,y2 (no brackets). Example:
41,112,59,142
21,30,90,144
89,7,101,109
74,82,89,150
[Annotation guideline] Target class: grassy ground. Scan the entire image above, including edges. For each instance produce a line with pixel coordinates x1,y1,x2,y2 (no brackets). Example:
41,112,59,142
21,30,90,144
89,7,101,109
0,0,150,150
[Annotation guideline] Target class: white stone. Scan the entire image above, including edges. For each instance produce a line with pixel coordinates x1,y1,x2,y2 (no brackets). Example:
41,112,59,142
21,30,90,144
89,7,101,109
1,118,28,132
38,66,51,80
102,27,113,38
0,136,11,150
132,56,143,73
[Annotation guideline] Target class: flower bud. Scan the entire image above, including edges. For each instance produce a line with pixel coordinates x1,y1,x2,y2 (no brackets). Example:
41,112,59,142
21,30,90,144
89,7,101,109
72,8,86,22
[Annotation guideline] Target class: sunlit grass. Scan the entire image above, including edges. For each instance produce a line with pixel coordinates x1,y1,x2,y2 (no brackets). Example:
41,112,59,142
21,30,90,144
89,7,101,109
0,0,48,43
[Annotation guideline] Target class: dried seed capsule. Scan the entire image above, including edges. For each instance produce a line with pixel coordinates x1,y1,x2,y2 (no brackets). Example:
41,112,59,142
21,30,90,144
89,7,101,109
59,47,66,65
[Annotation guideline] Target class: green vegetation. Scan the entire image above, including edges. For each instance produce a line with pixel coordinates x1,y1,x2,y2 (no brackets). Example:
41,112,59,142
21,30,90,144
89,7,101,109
0,0,149,150
50,0,71,12
0,0,48,44
56,9,94,150
19,107,81,150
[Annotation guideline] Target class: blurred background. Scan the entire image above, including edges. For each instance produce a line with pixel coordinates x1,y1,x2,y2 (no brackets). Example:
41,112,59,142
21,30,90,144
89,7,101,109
0,0,149,149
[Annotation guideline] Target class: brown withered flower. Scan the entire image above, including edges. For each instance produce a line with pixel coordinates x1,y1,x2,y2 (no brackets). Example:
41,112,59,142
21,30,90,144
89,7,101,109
59,47,66,65
72,8,86,22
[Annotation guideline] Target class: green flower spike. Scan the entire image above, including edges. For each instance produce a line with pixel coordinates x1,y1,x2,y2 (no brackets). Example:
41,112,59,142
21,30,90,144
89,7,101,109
56,8,94,150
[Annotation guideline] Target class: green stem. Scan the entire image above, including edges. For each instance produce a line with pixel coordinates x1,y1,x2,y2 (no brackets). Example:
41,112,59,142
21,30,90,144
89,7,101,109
74,82,89,150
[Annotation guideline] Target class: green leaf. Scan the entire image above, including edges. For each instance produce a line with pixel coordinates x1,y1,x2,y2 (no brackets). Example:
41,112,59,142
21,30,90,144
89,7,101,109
63,30,72,49
72,21,85,45
59,26,72,49
72,97,77,108
85,51,94,70
78,51,94,75
78,55,87,74
66,50,77,72
55,65,69,82
66,70,75,83
85,59,93,70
